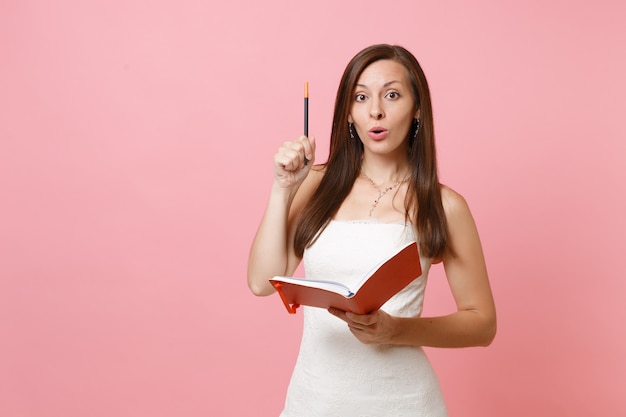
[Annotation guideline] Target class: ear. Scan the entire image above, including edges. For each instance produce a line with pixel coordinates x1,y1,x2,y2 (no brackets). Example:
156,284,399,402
348,114,354,123
414,108,421,119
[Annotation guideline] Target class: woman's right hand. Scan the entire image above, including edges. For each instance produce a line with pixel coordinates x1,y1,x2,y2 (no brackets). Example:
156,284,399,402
273,135,316,189
247,135,316,296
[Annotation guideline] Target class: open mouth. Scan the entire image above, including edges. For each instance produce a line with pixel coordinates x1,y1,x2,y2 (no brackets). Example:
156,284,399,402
368,127,388,140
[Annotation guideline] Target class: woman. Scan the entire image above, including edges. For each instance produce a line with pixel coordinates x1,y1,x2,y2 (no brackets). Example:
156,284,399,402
248,44,496,417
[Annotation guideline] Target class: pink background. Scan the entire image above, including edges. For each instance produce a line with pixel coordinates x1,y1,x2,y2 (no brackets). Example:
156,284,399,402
1,1,625,416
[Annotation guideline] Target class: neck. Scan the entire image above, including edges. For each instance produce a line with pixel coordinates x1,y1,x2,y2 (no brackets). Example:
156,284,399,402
360,157,410,185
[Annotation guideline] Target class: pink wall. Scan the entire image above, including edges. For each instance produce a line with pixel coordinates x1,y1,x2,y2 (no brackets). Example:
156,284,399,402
1,1,625,416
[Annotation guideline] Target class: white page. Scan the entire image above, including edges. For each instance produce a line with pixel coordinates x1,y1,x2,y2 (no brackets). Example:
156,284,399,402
271,276,354,297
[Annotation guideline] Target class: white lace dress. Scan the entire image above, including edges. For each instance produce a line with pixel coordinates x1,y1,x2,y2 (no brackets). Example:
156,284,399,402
279,220,448,417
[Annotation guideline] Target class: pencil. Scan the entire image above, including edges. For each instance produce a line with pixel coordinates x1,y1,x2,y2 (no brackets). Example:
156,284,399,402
304,81,309,137
304,81,309,165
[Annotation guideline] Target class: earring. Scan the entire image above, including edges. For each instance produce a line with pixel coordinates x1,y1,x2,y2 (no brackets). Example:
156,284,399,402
412,118,420,139
349,122,356,140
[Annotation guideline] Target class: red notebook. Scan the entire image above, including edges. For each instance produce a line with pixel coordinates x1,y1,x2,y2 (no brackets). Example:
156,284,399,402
270,241,421,314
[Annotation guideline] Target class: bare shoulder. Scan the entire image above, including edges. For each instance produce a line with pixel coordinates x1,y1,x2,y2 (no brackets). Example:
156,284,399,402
440,184,483,259
440,185,480,239
440,185,471,218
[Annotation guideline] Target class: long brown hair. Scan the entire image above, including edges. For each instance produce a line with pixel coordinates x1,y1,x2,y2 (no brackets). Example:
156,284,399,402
294,44,448,259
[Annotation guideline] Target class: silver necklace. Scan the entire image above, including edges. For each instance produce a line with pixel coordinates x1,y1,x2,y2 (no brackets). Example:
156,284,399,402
362,173,407,217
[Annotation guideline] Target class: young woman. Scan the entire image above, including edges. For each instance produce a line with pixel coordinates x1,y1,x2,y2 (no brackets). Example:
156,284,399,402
248,44,496,417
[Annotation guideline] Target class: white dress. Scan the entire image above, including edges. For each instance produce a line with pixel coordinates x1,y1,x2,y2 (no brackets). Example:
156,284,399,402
279,220,448,417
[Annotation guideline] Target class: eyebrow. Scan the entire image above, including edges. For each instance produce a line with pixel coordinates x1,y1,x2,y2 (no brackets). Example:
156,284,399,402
355,80,402,89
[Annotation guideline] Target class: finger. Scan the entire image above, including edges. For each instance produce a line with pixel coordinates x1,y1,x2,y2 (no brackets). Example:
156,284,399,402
346,311,376,326
348,323,367,332
275,142,304,171
328,308,349,322
287,137,307,167
285,138,308,169
297,136,315,166
309,135,316,158
274,150,297,172
304,135,316,164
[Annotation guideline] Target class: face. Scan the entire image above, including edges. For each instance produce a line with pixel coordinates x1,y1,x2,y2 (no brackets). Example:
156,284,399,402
348,59,418,157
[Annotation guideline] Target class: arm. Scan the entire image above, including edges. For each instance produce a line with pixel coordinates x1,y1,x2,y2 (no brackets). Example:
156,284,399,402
330,187,497,347
247,136,319,296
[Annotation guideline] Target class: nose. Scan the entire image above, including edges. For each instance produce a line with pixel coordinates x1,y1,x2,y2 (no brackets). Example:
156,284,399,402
369,98,384,120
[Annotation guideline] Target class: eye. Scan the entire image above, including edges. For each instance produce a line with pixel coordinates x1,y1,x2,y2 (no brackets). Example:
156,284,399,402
355,93,367,102
385,91,400,100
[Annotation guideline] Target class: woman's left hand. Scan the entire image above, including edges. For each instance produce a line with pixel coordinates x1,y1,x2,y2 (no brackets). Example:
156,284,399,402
328,308,399,345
